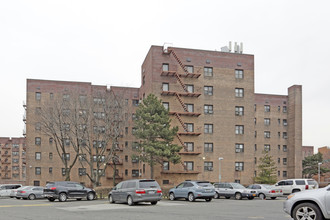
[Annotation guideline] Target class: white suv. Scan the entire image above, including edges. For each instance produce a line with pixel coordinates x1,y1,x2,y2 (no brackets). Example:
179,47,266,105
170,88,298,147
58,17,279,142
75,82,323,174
274,179,318,194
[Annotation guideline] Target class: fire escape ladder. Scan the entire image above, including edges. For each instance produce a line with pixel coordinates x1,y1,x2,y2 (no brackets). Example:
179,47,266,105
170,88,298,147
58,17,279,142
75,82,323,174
174,113,187,131
170,50,189,74
175,93,188,112
181,161,188,171
176,134,188,151
174,72,188,92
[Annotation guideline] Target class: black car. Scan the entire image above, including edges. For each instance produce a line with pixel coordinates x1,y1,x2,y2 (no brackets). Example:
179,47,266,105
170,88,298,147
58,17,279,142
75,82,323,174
43,181,96,202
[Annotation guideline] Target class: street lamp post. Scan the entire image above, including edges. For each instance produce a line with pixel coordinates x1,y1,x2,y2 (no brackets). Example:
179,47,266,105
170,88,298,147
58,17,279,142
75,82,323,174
318,162,322,185
218,157,223,183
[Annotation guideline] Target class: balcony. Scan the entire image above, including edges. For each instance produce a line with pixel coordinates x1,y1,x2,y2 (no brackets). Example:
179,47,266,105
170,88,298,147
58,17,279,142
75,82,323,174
161,170,200,174
107,159,123,165
177,131,201,136
2,154,11,157
1,161,10,164
161,71,201,79
169,111,201,117
161,91,201,97
178,147,202,155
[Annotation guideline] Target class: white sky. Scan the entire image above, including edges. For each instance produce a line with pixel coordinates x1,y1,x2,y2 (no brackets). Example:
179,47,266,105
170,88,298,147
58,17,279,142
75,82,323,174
0,0,329,151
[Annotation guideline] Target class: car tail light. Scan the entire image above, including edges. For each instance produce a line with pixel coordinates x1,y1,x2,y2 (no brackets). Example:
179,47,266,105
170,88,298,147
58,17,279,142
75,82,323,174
305,185,309,190
21,191,26,193
156,189,162,193
50,187,56,190
280,190,282,193
270,190,275,193
135,190,146,194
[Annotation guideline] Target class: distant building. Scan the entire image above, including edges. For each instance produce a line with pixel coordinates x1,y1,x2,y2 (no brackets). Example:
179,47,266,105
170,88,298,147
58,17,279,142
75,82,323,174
317,146,330,183
302,146,314,159
25,45,303,187
0,137,26,184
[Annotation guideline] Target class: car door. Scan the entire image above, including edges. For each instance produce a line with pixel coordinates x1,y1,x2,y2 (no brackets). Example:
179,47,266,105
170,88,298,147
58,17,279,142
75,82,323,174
34,187,44,198
182,182,193,198
174,183,185,198
217,183,227,196
225,183,234,197
112,182,123,202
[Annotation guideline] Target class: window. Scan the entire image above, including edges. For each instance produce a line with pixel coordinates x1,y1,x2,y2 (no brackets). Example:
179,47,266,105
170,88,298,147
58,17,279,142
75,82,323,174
132,169,139,177
49,167,53,174
204,105,213,114
204,162,213,171
35,92,41,101
125,155,128,162
185,104,194,112
50,93,54,99
278,171,280,176
162,63,169,71
162,83,169,91
264,118,270,126
235,106,244,116
35,122,41,131
62,153,70,161
278,158,280,164
235,162,244,171
49,138,53,144
264,145,270,152
132,142,139,151
235,69,244,79
254,118,257,125
283,158,287,165
264,131,271,138
204,67,213,77
283,132,288,139
254,144,257,151
184,142,194,152
283,106,287,113
254,157,257,164
35,152,41,160
64,138,70,146
204,143,213,152
185,65,194,73
184,161,194,171
204,124,213,134
204,86,213,95
264,105,270,112
186,85,194,93
35,107,41,114
49,152,53,160
163,161,169,171
278,106,281,111
163,180,169,184
125,169,128,176
278,132,281,138
278,145,281,150
235,144,244,153
63,94,70,101
283,171,287,177
79,168,86,176
35,167,41,175
162,102,169,110
283,145,287,152
132,99,139,106
235,88,244,97
235,125,244,135
132,157,139,163
184,123,194,132
283,119,288,126
35,137,41,146
278,119,281,125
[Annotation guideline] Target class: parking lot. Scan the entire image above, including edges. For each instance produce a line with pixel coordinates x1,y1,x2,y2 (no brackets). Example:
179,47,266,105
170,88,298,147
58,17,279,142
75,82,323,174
0,196,292,220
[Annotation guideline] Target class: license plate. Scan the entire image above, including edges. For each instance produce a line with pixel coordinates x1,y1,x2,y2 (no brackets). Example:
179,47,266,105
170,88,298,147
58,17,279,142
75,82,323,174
149,191,155,194
205,189,211,192
252,194,256,196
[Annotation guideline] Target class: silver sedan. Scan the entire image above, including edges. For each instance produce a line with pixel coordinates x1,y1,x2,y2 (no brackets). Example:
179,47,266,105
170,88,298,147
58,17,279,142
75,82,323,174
16,186,44,200
247,184,283,200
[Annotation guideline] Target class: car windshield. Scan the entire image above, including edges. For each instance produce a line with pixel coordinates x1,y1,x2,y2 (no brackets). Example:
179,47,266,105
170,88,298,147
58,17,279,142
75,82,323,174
231,183,245,189
139,180,159,188
196,182,212,187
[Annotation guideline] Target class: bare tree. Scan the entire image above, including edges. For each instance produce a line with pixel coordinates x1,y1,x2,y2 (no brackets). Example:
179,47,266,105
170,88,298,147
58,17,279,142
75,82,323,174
38,88,128,187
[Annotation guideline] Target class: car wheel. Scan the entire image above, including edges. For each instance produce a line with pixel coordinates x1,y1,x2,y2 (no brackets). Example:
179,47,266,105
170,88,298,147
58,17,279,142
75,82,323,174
225,196,230,199
87,192,95,200
28,194,36,200
270,197,276,200
109,195,115,204
48,198,55,202
235,193,242,200
188,193,195,202
292,189,301,194
59,193,67,202
214,192,220,199
151,201,158,205
127,196,134,206
293,202,323,220
169,192,176,201
205,198,212,202
76,198,82,201
259,193,266,200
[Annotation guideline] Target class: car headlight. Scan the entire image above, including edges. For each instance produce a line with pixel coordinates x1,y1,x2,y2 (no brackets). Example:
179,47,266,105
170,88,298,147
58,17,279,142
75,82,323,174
287,194,295,200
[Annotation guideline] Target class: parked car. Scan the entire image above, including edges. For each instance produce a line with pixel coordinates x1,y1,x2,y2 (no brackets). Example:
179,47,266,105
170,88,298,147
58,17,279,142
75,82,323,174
246,184,283,200
10,186,29,198
214,182,257,200
169,180,215,202
108,179,162,206
274,179,318,195
283,185,330,220
43,181,95,202
16,186,44,200
0,184,22,197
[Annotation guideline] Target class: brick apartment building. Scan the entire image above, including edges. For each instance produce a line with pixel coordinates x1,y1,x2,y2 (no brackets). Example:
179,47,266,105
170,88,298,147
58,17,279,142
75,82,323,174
25,45,303,187
0,137,26,184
